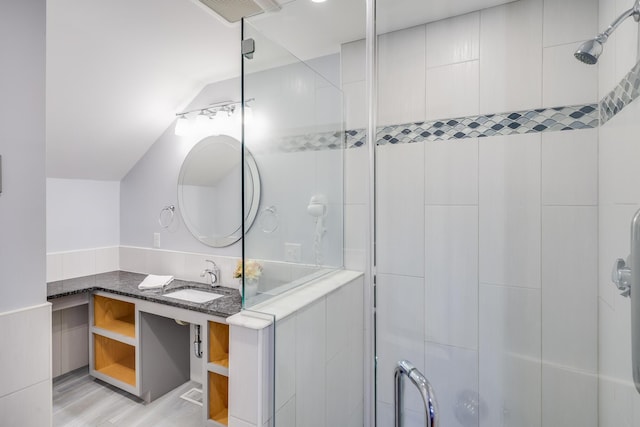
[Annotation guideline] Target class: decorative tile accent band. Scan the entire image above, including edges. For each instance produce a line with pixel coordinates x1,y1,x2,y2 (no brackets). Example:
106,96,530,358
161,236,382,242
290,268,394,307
373,104,598,146
600,61,640,125
264,103,599,153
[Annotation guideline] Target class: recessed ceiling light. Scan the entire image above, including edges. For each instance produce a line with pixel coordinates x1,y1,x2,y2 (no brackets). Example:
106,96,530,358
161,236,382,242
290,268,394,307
311,0,327,3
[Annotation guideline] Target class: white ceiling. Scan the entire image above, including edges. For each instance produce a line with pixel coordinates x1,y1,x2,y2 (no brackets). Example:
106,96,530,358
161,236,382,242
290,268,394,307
46,0,240,180
46,0,516,181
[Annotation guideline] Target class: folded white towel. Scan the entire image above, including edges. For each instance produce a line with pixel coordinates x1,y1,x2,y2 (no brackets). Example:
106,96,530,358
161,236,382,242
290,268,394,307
138,274,174,290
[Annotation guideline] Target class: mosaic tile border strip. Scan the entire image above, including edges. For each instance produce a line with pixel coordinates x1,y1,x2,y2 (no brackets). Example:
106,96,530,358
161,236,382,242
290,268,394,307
266,103,599,153
372,104,598,147
259,60,640,153
600,61,640,125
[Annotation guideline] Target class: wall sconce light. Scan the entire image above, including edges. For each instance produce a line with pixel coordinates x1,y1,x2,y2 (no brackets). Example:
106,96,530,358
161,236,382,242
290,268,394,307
174,99,254,137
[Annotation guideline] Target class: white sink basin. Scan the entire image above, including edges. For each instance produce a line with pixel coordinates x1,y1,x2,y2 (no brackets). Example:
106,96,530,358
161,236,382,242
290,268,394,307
163,288,224,304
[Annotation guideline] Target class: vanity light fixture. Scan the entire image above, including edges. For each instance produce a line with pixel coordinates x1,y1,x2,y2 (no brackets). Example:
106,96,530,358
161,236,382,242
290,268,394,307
174,114,190,136
174,99,254,136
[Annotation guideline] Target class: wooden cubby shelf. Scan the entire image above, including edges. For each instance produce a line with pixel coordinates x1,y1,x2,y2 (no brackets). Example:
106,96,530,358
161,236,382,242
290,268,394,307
208,321,229,369
94,294,135,338
94,334,136,387
208,372,229,426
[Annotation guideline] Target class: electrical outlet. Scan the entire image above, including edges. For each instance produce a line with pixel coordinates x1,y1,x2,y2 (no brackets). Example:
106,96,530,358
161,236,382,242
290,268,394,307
153,232,161,248
284,243,301,262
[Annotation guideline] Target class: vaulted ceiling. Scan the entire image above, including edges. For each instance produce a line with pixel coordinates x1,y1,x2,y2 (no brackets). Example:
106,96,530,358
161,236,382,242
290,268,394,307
46,0,515,181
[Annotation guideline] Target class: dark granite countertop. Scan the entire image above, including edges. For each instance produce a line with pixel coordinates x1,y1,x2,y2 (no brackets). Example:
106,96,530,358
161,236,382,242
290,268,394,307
47,271,242,318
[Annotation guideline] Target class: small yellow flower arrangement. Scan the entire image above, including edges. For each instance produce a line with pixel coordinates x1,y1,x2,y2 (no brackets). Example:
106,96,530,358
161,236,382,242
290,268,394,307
233,259,263,280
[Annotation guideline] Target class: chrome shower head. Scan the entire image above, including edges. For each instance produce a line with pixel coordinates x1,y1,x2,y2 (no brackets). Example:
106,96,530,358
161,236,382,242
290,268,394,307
575,0,640,65
574,38,604,65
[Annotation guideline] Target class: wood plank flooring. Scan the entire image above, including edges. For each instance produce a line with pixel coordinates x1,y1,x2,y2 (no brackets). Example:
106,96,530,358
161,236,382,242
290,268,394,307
53,367,204,426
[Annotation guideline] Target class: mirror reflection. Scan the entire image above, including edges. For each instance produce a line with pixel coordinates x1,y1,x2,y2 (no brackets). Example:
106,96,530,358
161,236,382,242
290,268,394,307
178,135,260,247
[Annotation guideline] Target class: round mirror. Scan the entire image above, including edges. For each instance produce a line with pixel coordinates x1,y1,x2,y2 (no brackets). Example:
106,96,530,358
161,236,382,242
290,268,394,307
178,135,260,247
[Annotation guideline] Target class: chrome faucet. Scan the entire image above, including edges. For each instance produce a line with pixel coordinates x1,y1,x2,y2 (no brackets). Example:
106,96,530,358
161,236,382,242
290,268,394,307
200,259,220,286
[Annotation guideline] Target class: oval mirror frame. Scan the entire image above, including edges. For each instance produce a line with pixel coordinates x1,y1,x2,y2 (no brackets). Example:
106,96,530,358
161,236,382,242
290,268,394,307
177,135,261,247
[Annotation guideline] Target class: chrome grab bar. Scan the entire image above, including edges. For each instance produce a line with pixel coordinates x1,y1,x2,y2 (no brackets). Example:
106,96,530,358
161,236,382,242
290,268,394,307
394,360,438,427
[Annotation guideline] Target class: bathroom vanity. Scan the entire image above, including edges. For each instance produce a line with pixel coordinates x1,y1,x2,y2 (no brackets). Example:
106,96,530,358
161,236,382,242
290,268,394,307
48,268,365,427
48,271,241,426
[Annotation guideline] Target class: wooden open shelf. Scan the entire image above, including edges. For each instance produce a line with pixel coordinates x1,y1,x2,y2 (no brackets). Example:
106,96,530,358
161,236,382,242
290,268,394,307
208,372,228,425
94,295,135,338
94,334,136,386
208,322,229,368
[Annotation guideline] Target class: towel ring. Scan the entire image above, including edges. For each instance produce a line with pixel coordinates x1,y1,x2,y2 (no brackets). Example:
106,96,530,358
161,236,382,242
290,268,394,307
158,205,175,229
260,206,279,234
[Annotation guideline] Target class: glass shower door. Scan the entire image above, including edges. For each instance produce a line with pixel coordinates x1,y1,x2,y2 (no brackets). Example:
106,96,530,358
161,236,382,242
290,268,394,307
373,0,606,426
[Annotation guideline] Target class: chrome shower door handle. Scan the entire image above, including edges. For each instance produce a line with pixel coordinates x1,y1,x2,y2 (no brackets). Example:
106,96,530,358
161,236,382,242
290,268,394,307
612,257,632,297
617,208,640,394
631,209,640,394
394,360,438,427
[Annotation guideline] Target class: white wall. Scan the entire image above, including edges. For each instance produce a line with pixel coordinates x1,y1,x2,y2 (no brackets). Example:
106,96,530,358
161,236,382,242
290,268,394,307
0,0,51,424
597,0,640,424
341,0,601,425
120,54,344,268
47,178,120,252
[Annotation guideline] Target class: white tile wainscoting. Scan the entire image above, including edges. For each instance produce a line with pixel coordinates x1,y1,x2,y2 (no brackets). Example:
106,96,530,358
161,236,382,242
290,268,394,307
0,303,52,426
227,270,364,427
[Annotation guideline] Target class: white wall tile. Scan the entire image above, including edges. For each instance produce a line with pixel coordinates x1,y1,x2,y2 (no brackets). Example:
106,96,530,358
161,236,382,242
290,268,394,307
480,0,543,114
52,310,62,378
61,250,95,280
599,0,618,99
542,365,597,427
599,100,640,205
542,128,598,206
376,143,425,277
345,146,368,205
326,283,350,361
229,325,260,425
343,81,367,130
543,0,598,47
95,246,120,274
543,43,599,107
599,298,632,383
295,300,326,427
599,204,640,308
614,0,640,83
377,400,426,427
425,139,478,206
479,134,541,288
542,206,597,372
0,304,51,398
378,25,426,126
344,204,367,272
275,315,296,412
274,395,295,427
0,380,51,427
376,274,425,413
326,349,350,427
425,206,478,350
426,61,479,120
47,253,63,283
479,284,541,427
341,39,366,84
229,416,256,427
426,12,480,68
425,343,478,427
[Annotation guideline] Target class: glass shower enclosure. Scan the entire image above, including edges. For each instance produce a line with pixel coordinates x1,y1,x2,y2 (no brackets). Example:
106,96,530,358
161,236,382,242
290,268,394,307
239,0,640,425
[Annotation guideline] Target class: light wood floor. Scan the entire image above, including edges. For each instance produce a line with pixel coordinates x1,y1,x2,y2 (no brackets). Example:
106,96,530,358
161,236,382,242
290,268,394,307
53,367,204,427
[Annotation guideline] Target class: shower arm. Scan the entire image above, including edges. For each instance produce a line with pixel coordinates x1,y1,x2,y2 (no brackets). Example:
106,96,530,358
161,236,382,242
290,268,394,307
597,1,640,43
